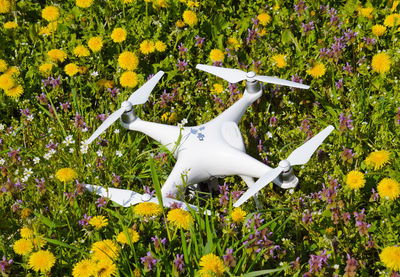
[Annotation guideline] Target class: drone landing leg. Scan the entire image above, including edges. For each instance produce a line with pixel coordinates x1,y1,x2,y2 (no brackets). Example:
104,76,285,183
240,175,262,211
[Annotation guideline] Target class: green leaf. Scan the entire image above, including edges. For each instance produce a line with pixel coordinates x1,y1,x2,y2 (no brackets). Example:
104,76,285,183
242,265,290,276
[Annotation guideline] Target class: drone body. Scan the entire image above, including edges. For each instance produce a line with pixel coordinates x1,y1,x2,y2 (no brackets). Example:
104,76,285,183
84,65,334,209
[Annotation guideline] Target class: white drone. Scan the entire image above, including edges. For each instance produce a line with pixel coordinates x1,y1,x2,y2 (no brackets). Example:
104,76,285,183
84,64,334,211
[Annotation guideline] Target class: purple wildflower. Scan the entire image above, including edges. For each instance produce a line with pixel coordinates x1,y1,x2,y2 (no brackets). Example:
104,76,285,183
108,87,119,100
8,147,21,163
111,173,120,187
344,29,358,43
343,62,352,73
35,178,46,193
252,60,262,72
395,107,400,125
269,116,277,126
79,214,92,227
302,209,312,224
302,21,314,33
74,113,87,130
251,15,259,26
173,254,185,273
176,59,188,71
339,113,352,132
151,235,166,252
177,42,188,56
250,122,257,138
370,188,379,202
344,253,357,276
0,256,12,273
96,113,108,122
95,197,107,208
223,248,235,267
37,93,48,105
363,37,376,45
294,0,308,15
46,140,58,150
59,101,70,112
246,28,260,44
335,78,343,90
12,199,23,212
140,252,158,271
308,249,330,273
341,146,355,163
195,35,205,47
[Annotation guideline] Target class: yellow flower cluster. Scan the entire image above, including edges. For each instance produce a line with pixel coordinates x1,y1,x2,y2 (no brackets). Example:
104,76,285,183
345,170,365,190
29,250,56,273
271,54,287,68
120,71,138,88
76,0,94,8
167,208,193,230
48,49,67,63
372,24,386,36
134,202,162,217
88,36,103,52
231,207,246,224
39,63,53,76
371,52,391,74
111,27,127,43
116,229,139,244
226,37,240,51
365,150,390,170
380,245,400,271
73,258,116,277
73,45,90,57
307,63,326,78
118,51,138,70
0,62,23,98
89,215,109,230
182,10,198,26
64,63,79,76
56,168,77,182
140,40,155,54
209,49,225,63
0,0,11,14
199,253,225,277
258,13,271,26
42,6,60,22
377,178,400,200
4,21,17,29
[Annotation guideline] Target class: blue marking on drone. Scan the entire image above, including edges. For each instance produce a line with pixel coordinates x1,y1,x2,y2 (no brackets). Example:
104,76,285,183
199,126,205,131
197,133,205,141
190,128,197,134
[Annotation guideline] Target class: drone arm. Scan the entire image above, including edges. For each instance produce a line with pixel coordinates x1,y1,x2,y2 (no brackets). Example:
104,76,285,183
121,118,181,153
212,89,262,124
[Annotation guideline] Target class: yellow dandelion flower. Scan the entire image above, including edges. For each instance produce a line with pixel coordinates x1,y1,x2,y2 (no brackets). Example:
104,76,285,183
89,215,109,230
154,0,168,8
345,170,366,190
377,178,400,200
271,54,286,68
258,13,271,26
365,150,390,170
88,37,103,52
0,0,11,13
111,27,127,43
161,112,170,122
372,24,386,37
95,259,117,277
139,40,155,55
155,41,167,52
199,253,225,277
209,49,224,63
118,51,139,70
73,259,95,277
183,10,198,26
384,14,400,27
116,229,139,244
5,85,23,98
306,63,326,78
21,208,31,219
79,66,88,74
4,66,19,77
359,7,373,18
0,59,7,72
212,83,224,94
29,250,56,272
120,71,138,88
122,0,134,4
134,202,162,217
42,6,60,22
39,63,53,75
91,239,119,261
0,74,15,90
380,246,400,271
4,21,17,29
226,37,240,51
13,238,33,255
167,208,193,230
20,227,33,238
64,63,79,77
168,112,177,123
76,0,94,8
32,237,47,248
371,52,391,74
73,45,90,57
97,79,114,88
231,207,246,224
56,168,77,182
176,20,185,28
392,1,400,12
187,0,199,8
47,49,67,63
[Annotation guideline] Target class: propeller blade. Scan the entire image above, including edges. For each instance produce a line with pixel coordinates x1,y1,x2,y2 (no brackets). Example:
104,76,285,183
84,184,143,206
254,75,310,89
86,107,125,145
233,167,283,207
84,184,208,213
286,125,334,166
128,71,165,105
196,64,247,84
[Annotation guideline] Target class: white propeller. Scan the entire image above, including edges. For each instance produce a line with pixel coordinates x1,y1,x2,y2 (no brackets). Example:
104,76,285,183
196,64,309,89
85,71,165,145
233,125,334,207
84,184,204,212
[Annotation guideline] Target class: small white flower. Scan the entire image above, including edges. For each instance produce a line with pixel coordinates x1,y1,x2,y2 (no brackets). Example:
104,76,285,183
63,135,75,146
266,131,272,138
24,168,33,176
279,262,283,266
114,129,120,134
21,176,28,182
69,148,74,153
0,124,4,131
82,127,89,133
44,152,52,160
334,264,339,270
80,144,88,154
15,169,19,175
116,150,122,157
289,189,294,194
33,157,40,164
49,149,56,155
96,150,103,157
27,115,34,121
0,158,5,165
91,71,99,77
